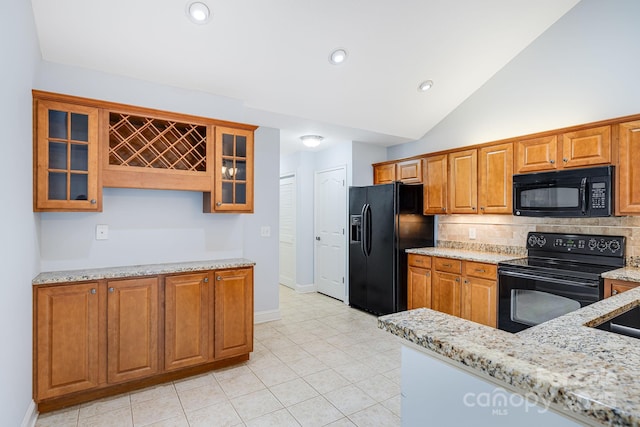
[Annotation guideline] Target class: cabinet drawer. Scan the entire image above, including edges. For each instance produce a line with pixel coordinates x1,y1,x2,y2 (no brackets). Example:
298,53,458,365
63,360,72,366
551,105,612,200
463,261,497,280
408,254,431,268
434,257,461,274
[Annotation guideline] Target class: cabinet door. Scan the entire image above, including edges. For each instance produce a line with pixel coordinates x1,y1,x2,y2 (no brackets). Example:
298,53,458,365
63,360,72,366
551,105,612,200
515,135,558,173
604,279,639,298
617,121,640,215
423,154,448,215
478,143,513,214
432,271,461,317
207,126,254,212
560,125,611,168
214,268,254,359
448,149,477,214
462,276,497,328
373,163,396,184
107,278,159,384
408,266,431,310
165,272,211,370
35,283,101,400
34,99,101,212
396,159,422,184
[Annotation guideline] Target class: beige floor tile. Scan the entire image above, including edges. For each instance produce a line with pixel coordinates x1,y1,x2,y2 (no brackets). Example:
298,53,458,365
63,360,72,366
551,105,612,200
77,406,132,427
348,403,400,427
141,414,189,427
130,383,177,404
288,395,343,427
251,363,299,387
173,373,216,393
218,371,267,398
288,355,329,377
131,393,184,426
177,383,228,413
231,389,283,422
246,350,283,370
271,344,312,363
260,335,298,351
269,378,319,407
324,418,357,426
186,401,243,427
35,407,79,427
302,339,338,354
303,369,350,394
314,348,353,368
324,384,376,415
245,408,300,427
355,375,401,402
213,364,253,382
333,361,376,383
78,394,131,419
381,395,401,417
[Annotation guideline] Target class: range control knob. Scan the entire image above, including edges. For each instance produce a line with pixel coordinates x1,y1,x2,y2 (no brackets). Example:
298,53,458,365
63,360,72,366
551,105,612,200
528,235,538,247
588,239,597,250
609,240,621,253
537,236,547,247
597,239,608,252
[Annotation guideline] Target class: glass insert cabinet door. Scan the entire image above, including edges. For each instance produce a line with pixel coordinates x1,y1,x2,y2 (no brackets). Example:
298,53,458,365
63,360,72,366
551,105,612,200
35,100,100,211
212,126,254,212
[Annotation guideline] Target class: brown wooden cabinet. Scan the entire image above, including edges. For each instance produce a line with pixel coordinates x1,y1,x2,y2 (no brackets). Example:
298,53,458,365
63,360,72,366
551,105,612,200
34,283,101,400
423,154,448,214
617,121,640,215
478,143,513,214
604,278,640,298
164,272,211,370
431,257,462,317
515,126,611,173
106,278,159,384
214,268,254,359
461,261,497,327
407,254,432,310
34,99,101,212
373,163,396,184
448,149,477,214
396,159,422,184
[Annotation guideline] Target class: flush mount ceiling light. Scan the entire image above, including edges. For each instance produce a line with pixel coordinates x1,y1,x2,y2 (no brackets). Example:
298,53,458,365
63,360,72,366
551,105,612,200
300,135,324,148
329,48,348,65
186,1,211,24
418,80,434,92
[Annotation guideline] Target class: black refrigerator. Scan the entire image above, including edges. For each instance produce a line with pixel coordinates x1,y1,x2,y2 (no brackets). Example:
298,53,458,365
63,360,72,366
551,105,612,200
349,182,435,315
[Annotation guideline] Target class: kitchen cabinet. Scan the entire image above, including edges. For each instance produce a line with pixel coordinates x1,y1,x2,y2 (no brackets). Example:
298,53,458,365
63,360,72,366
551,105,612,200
617,121,640,215
164,272,211,370
33,98,101,212
214,268,254,359
461,261,497,328
407,254,432,310
448,149,477,214
396,159,422,184
515,126,611,173
478,143,513,214
604,279,640,298
106,277,159,383
431,257,462,317
373,163,396,184
423,154,448,214
204,126,254,213
34,283,101,400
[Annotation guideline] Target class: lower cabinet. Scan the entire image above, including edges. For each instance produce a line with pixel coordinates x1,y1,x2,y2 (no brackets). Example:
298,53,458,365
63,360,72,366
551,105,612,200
408,256,497,328
604,278,640,298
34,266,253,411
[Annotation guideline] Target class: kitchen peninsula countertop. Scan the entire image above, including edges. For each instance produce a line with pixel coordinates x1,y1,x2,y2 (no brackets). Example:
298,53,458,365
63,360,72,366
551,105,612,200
406,247,520,264
32,258,255,285
602,266,640,283
379,286,640,426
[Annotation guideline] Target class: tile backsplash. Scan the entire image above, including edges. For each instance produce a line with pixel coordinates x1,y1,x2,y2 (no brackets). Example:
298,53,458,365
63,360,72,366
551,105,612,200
437,215,640,267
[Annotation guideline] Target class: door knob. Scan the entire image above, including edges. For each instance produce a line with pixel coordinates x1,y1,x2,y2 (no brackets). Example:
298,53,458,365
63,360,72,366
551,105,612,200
316,236,321,241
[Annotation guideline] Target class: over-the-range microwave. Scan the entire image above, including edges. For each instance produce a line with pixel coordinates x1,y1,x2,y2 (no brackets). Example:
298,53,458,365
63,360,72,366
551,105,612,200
513,165,613,217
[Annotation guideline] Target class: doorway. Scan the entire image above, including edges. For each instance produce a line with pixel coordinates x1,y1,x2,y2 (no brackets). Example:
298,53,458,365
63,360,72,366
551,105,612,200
279,174,296,289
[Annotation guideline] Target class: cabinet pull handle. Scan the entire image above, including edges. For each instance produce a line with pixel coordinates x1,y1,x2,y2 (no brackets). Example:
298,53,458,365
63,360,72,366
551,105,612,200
90,288,96,294
612,289,619,295
549,159,555,164
90,199,97,204
475,269,485,273
217,276,222,281
204,277,209,283
108,287,114,293
443,263,452,267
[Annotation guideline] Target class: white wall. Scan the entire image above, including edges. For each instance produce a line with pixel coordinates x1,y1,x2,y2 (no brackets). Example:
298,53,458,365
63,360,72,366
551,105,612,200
0,0,41,425
352,141,387,187
389,0,640,159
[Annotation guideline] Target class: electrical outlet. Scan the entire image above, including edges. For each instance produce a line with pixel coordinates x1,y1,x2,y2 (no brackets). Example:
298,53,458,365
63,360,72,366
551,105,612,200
260,226,271,237
96,224,109,240
469,227,477,240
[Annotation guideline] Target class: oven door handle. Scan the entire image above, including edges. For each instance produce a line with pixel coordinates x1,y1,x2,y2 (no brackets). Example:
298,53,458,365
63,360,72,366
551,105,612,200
498,269,598,288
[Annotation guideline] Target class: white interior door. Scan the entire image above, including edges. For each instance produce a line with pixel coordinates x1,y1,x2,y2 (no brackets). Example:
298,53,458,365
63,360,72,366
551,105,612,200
279,175,296,289
314,166,347,301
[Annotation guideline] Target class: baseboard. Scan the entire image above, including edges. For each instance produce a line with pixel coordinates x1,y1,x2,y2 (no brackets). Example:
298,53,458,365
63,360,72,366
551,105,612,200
21,400,37,427
254,309,281,324
296,283,317,293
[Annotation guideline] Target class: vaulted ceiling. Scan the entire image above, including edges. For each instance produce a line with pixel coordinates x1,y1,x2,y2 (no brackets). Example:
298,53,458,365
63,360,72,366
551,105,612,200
31,0,580,154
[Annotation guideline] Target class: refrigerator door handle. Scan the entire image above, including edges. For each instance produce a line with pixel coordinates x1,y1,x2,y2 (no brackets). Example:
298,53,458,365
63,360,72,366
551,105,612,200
364,203,372,256
360,204,368,257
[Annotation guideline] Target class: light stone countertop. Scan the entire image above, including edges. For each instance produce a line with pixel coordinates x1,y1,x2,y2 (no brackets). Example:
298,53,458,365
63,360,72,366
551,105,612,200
406,247,521,264
379,286,640,426
602,266,640,283
32,258,255,285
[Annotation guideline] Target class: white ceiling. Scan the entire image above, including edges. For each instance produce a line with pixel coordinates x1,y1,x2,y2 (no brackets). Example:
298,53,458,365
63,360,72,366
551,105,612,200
31,0,580,155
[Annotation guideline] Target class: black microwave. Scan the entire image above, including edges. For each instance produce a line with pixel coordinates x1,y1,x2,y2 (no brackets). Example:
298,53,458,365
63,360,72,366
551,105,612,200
513,166,613,217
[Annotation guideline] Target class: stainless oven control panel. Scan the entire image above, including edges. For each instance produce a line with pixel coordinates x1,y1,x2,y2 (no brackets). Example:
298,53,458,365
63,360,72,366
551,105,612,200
526,232,625,256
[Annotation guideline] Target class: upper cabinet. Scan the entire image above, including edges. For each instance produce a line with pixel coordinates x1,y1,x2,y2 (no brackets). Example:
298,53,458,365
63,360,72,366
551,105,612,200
448,149,477,214
33,91,257,213
34,99,101,212
423,154,448,215
373,163,396,184
478,142,513,214
617,121,640,215
372,158,422,185
515,126,611,173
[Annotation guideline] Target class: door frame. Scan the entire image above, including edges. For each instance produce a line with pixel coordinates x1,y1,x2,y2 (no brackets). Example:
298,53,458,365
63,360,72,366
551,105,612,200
279,173,297,289
314,165,348,302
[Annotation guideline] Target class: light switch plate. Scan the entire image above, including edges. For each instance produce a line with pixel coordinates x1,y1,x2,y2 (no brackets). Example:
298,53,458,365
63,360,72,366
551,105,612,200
260,226,271,237
96,224,109,240
469,227,476,240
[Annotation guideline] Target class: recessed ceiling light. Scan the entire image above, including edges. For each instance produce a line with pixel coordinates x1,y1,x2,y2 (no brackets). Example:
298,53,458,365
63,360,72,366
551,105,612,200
300,135,324,148
329,48,348,65
418,80,434,92
186,1,211,24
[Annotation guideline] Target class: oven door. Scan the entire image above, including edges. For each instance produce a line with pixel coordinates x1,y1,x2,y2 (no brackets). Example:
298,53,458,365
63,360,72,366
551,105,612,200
498,268,599,333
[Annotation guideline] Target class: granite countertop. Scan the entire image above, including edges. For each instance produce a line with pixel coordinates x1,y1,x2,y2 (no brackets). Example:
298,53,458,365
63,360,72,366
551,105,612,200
32,258,255,285
406,247,520,264
602,266,640,283
379,287,640,426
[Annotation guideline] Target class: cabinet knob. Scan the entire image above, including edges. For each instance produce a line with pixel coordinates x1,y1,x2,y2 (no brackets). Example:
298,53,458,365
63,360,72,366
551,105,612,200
563,158,568,163
90,288,96,294
108,287,114,293
549,159,555,164
455,278,460,282
216,276,222,281
612,289,619,295
441,207,446,212
216,202,222,207
90,199,97,204
471,207,476,211
480,207,485,211
426,272,430,277
464,280,469,284
204,277,209,283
